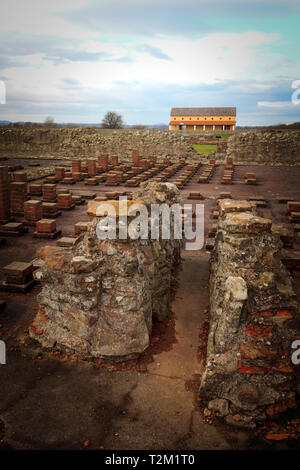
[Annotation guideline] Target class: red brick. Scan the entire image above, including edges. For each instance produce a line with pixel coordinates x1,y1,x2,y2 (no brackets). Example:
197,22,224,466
36,219,56,233
245,324,274,338
241,342,277,360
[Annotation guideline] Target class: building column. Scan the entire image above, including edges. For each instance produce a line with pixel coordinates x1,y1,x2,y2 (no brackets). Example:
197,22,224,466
232,125,235,130
203,125,205,131
194,125,196,131
213,125,215,131
222,125,225,131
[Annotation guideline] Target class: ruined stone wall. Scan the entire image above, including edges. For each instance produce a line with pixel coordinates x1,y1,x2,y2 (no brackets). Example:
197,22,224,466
29,182,181,359
227,130,300,165
200,200,300,427
0,128,196,160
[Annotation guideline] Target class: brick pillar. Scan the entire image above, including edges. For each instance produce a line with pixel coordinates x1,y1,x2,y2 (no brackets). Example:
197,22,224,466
98,155,109,171
10,182,28,215
13,171,27,182
132,150,140,166
0,166,11,224
55,167,65,181
24,200,43,225
111,155,119,166
72,160,81,173
57,193,73,210
87,159,97,176
42,184,57,202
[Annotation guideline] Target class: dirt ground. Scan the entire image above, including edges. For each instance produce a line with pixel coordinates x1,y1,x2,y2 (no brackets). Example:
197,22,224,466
0,159,300,450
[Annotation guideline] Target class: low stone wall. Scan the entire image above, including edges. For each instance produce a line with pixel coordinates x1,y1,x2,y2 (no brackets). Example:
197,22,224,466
227,130,300,165
29,182,181,360
0,128,196,160
199,200,300,427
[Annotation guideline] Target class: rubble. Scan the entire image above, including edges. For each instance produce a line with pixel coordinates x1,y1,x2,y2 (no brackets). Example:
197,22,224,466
199,200,300,426
29,182,181,360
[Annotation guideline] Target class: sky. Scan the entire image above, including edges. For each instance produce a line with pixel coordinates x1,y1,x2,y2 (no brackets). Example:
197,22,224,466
0,0,300,126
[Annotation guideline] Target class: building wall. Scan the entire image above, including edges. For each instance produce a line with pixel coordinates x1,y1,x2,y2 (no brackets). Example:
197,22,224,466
169,115,236,131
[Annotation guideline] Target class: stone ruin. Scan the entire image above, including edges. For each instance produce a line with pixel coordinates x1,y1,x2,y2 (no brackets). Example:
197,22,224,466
200,200,300,427
29,182,181,359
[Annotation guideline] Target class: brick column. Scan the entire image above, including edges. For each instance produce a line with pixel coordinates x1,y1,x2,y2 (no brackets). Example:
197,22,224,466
0,166,11,224
72,160,81,173
24,200,43,225
10,181,28,216
132,150,140,166
42,184,56,202
111,155,119,166
98,155,109,171
55,167,65,181
87,159,97,176
13,171,27,182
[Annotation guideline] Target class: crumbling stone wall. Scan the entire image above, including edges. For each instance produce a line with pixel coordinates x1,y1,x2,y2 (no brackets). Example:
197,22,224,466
29,182,181,359
200,200,300,427
227,130,300,165
0,128,196,160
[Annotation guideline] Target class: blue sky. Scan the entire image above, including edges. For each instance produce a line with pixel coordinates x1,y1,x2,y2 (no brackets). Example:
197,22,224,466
0,0,300,125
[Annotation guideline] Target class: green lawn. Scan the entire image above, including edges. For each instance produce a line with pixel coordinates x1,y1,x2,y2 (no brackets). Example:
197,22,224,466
214,134,232,139
193,143,216,154
101,132,110,136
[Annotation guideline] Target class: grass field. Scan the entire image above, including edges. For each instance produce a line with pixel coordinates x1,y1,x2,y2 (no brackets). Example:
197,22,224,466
193,143,217,154
214,133,232,139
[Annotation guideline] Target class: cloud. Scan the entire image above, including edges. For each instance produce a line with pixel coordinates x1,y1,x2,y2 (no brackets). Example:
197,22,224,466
58,0,300,38
135,44,172,61
258,100,296,109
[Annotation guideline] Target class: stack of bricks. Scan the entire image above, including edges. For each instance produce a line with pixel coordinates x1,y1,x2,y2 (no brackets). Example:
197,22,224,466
87,159,97,177
132,150,140,166
57,193,75,210
71,159,81,181
0,166,11,224
245,172,257,185
287,201,300,223
72,159,81,173
34,218,61,239
12,171,27,183
55,167,65,181
42,202,61,218
42,184,56,202
74,221,89,235
221,157,234,184
28,183,42,196
23,200,43,225
72,194,85,206
111,155,119,167
10,181,28,216
0,222,28,237
98,155,109,171
105,173,119,186
1,261,35,293
198,161,216,184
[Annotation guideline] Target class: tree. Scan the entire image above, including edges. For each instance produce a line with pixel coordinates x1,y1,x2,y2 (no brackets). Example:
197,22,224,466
101,111,123,129
44,116,57,128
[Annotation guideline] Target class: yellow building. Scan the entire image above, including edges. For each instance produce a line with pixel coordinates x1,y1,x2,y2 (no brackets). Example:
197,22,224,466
169,107,236,131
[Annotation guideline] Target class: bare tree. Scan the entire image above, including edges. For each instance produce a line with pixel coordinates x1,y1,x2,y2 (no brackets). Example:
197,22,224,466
44,116,57,128
101,111,123,129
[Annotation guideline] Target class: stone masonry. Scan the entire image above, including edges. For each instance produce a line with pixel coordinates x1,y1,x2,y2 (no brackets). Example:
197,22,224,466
227,130,300,165
29,182,181,360
199,200,300,427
